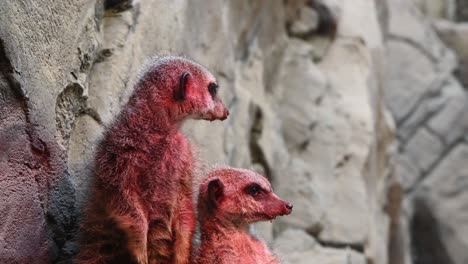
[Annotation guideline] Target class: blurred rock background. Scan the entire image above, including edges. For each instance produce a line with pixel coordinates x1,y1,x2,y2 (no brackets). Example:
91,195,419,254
0,0,467,263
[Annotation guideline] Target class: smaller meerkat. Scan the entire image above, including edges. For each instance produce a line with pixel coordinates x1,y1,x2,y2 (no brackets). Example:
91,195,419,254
193,167,293,264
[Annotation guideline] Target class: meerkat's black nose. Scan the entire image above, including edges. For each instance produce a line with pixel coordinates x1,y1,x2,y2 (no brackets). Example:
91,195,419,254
286,203,293,210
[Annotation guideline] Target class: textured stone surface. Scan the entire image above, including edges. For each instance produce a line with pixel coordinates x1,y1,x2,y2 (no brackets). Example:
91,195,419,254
274,229,366,264
384,0,468,263
455,0,468,21
434,20,468,58
417,145,468,264
428,94,468,145
434,19,468,89
395,153,421,191
0,0,400,264
404,128,444,173
388,0,457,71
413,0,456,19
0,77,50,263
384,40,439,122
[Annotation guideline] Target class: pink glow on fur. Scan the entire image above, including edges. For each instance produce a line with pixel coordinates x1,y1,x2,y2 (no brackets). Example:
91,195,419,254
75,56,228,264
193,167,293,264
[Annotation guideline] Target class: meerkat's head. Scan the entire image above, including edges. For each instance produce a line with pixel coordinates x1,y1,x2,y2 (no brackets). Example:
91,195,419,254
135,56,229,122
198,167,293,226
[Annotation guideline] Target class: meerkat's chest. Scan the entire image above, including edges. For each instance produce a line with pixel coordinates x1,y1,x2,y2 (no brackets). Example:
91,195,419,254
149,133,192,166
140,133,193,192
242,241,278,264
218,234,279,264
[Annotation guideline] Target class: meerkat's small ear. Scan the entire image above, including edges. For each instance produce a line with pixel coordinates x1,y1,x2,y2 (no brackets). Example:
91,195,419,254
208,178,224,208
174,72,191,101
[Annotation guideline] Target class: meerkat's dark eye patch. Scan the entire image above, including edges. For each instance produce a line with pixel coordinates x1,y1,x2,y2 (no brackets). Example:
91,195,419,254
174,72,190,101
246,183,263,197
208,82,218,99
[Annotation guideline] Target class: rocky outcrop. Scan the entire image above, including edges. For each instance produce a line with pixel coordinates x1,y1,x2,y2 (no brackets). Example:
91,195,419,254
15,0,468,263
274,229,366,264
383,0,468,264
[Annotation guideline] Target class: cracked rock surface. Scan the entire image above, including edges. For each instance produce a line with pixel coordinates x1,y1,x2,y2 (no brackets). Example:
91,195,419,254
385,0,468,264
2,0,467,264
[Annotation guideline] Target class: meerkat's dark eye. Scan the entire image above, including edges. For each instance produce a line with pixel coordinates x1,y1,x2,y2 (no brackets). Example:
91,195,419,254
246,184,263,197
208,82,218,99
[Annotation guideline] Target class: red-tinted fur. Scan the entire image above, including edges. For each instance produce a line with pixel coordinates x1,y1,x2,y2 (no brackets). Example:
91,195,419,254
193,168,293,264
75,56,229,264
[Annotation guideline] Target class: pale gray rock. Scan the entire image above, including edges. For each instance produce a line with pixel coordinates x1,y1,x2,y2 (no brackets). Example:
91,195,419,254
275,38,328,151
272,34,378,246
413,0,456,19
335,0,383,48
427,93,468,145
274,158,327,234
288,6,319,36
384,41,438,122
0,0,394,263
395,76,456,141
384,1,468,264
274,229,366,264
67,115,104,206
416,144,468,264
395,153,421,191
434,19,468,87
387,0,457,71
434,21,468,59
404,128,444,173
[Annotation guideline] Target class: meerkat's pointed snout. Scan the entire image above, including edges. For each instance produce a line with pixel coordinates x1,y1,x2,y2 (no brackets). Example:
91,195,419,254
220,107,229,120
269,194,293,217
213,98,229,120
284,202,293,215
204,99,229,121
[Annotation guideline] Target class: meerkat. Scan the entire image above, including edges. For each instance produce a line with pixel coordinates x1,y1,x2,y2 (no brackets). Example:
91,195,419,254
75,56,229,264
193,167,293,264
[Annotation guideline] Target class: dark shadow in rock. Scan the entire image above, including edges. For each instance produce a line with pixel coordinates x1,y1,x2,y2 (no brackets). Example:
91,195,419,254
456,0,468,22
410,197,454,264
105,0,133,12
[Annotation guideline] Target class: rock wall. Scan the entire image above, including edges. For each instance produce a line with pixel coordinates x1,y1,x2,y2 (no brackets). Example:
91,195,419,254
0,0,433,263
384,0,468,264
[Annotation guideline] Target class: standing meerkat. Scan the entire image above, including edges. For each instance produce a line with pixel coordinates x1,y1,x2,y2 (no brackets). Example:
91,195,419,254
75,56,229,264
193,167,293,264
